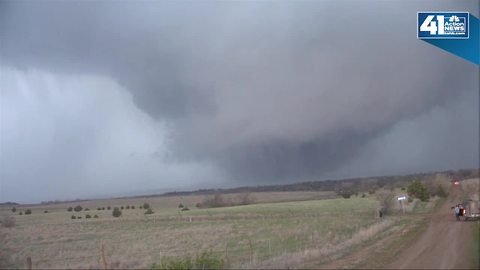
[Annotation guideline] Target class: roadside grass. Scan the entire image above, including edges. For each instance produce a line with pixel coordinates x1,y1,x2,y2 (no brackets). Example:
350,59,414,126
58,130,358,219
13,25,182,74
335,195,445,269
472,222,480,268
352,216,427,269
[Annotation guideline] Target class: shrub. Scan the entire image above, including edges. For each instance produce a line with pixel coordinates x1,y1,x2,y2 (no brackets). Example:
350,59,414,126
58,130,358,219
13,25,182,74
144,208,154,215
11,207,16,213
337,190,353,199
368,189,376,195
131,206,135,209
67,207,73,212
77,216,82,219
74,205,83,212
197,194,231,208
86,214,91,219
120,206,124,210
19,211,23,215
237,193,255,205
112,207,122,218
0,216,15,228
151,251,224,270
139,206,143,209
97,207,101,211
143,203,150,209
361,193,366,198
376,190,395,216
178,203,184,208
44,210,48,213
71,215,76,219
407,180,429,202
24,209,32,215
94,215,99,218
126,205,130,209
401,187,406,191
435,185,448,198
84,208,90,211
107,206,111,210
181,207,189,211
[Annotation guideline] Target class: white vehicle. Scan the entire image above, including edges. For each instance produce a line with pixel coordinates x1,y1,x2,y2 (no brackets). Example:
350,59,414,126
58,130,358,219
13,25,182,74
464,200,480,221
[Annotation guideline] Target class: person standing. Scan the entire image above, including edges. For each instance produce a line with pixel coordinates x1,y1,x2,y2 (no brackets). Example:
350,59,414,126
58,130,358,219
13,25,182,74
454,205,460,221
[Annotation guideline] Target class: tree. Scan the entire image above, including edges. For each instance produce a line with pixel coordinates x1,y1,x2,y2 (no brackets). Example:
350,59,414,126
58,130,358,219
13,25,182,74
112,207,122,218
74,205,83,212
67,207,73,212
407,180,429,202
144,208,154,215
25,209,32,215
143,203,150,209
11,207,16,213
375,190,395,216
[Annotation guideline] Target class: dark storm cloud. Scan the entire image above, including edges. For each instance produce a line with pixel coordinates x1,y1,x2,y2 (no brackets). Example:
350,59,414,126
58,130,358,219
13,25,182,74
0,0,478,200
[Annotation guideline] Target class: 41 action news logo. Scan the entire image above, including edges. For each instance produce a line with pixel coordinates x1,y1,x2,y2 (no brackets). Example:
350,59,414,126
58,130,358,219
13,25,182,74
418,12,469,39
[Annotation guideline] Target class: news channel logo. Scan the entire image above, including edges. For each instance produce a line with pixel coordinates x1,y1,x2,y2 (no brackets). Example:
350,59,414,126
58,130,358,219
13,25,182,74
418,12,469,39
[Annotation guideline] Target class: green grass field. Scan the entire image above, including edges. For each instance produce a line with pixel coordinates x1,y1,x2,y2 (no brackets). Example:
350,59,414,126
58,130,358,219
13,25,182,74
1,193,388,269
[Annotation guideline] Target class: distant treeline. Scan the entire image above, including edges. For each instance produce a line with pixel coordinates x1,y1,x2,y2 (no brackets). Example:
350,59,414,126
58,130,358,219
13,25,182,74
161,168,479,196
2,168,477,206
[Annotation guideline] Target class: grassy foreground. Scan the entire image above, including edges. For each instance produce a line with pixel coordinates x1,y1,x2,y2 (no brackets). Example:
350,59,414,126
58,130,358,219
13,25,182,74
1,194,387,269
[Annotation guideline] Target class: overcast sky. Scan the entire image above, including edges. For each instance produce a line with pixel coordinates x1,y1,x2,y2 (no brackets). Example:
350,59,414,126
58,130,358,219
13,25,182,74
0,0,478,203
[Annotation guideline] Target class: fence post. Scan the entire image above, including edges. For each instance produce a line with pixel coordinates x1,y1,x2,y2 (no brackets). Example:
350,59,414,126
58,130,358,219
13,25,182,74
26,257,32,270
100,244,108,270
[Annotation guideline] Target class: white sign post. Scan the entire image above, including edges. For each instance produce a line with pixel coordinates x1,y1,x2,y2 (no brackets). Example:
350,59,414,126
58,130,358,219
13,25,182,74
398,196,407,214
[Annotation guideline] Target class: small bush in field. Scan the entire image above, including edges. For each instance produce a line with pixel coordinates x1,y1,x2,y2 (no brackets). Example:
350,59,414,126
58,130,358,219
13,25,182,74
181,207,189,211
143,203,150,209
71,215,76,219
178,203,184,208
144,208,154,215
67,207,73,212
19,211,23,215
44,210,48,213
86,214,91,219
97,207,101,210
84,208,90,211
107,206,111,210
139,206,143,209
11,207,16,213
112,207,122,218
131,206,135,209
74,205,82,212
120,206,124,210
361,193,366,198
126,205,130,209
24,209,32,215
94,215,99,218
151,251,224,270
77,216,82,219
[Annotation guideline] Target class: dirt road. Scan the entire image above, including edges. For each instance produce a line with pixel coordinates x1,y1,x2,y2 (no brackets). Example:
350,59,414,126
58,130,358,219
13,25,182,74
387,185,477,269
